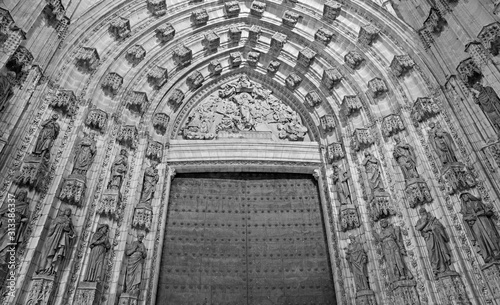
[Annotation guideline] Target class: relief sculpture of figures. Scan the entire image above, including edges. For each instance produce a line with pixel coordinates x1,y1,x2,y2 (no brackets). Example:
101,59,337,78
33,114,60,157
393,136,419,181
415,208,452,278
108,149,128,190
138,160,159,208
124,233,147,296
0,191,29,261
460,193,500,263
38,208,76,275
72,133,97,176
345,235,370,291
373,219,413,282
472,82,500,132
428,122,458,167
332,166,352,205
362,151,385,195
84,224,111,282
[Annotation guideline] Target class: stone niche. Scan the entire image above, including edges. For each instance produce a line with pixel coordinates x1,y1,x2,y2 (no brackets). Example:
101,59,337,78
155,23,175,43
50,89,77,117
315,27,335,45
75,47,99,72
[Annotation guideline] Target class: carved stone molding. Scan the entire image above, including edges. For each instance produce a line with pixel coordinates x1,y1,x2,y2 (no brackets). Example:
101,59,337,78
229,51,242,68
305,91,322,107
323,0,342,23
298,47,316,67
355,289,377,305
75,47,99,72
224,1,241,17
315,27,335,45
368,77,388,98
173,45,192,67
26,274,55,305
155,23,175,43
126,91,148,115
191,9,208,26
85,108,108,132
152,113,169,135
390,55,415,77
250,1,266,17
286,72,302,90
147,0,166,16
340,204,360,231
352,128,374,151
440,163,476,195
436,271,471,305
117,125,138,150
342,95,363,115
322,67,343,89
358,24,379,45
101,72,123,96
50,89,77,117
168,88,184,106
381,114,405,138
108,17,131,40
320,114,335,132
345,50,365,70
147,66,168,89
271,32,287,53
125,45,146,65
186,70,204,90
411,97,440,126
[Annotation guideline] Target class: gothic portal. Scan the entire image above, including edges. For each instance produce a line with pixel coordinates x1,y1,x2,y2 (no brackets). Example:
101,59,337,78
3,0,500,305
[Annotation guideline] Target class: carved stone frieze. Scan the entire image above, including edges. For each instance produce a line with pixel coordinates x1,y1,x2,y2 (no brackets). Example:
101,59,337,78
382,114,405,137
352,128,374,151
267,60,281,73
343,95,363,115
155,23,175,43
109,17,131,40
203,31,220,53
305,91,322,107
229,51,242,68
126,91,148,115
85,108,108,132
50,89,77,117
345,50,364,70
320,114,335,132
323,0,342,23
390,55,415,77
228,26,242,41
250,1,266,17
286,72,302,90
298,47,316,67
282,10,302,27
478,22,500,57
147,66,168,88
340,205,360,231
457,57,482,87
75,47,99,72
271,32,287,53
101,72,123,95
224,1,240,17
173,45,192,67
358,23,379,45
248,25,261,42
125,45,146,65
322,67,343,89
146,141,163,161
368,77,388,98
208,59,222,76
326,142,344,163
247,51,260,67
315,27,335,45
411,97,440,125
26,274,55,305
168,88,184,106
186,70,204,90
191,9,208,26
147,0,166,16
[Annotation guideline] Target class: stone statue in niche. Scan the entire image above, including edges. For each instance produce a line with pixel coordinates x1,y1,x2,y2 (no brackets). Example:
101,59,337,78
124,233,147,296
38,208,76,275
138,160,159,208
0,191,29,262
345,235,370,291
72,133,97,176
472,82,500,132
393,136,419,181
428,122,458,167
362,151,385,195
33,114,60,157
460,193,500,263
332,166,352,205
373,219,413,282
84,224,111,282
415,208,452,278
108,149,128,190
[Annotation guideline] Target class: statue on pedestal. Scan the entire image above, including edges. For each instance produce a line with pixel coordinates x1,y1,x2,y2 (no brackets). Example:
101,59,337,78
362,151,385,194
138,161,159,208
472,82,500,132
393,136,419,182
332,166,352,205
84,224,111,282
33,114,60,157
428,122,458,167
460,193,500,263
108,149,128,190
72,133,97,176
345,235,370,291
415,208,452,278
38,208,76,275
124,233,147,296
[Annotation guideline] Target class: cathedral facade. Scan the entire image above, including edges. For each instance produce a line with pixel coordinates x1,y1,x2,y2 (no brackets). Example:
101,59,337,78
1,0,500,304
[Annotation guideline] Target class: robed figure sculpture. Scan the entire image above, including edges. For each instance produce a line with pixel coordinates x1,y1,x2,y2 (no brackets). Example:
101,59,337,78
33,114,60,157
428,122,458,167
138,161,159,208
72,133,97,176
108,149,128,191
332,166,353,205
415,208,452,278
84,224,111,282
124,233,147,296
345,235,370,291
393,136,420,182
460,193,500,263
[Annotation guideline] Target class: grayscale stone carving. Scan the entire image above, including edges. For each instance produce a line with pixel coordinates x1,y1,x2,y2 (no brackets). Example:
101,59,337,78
191,9,208,26
37,208,76,275
381,114,405,138
322,67,343,89
362,152,395,221
282,10,301,27
147,0,166,16
346,235,376,304
124,233,147,296
224,1,240,17
138,160,159,209
460,193,500,263
298,47,316,67
415,208,452,278
250,1,266,17
352,128,374,151
345,51,364,69
271,32,287,53
117,125,138,150
323,0,341,23
173,45,192,67
84,224,110,282
125,45,146,65
75,47,100,72
152,113,169,135
343,95,363,116
326,142,344,163
155,24,175,43
286,72,302,90
428,122,458,167
0,72,14,112
411,97,440,126
472,82,500,133
186,70,204,90
358,23,379,45
109,17,131,40
332,165,352,205
390,54,415,77
50,90,77,117
203,31,220,53
108,149,128,191
305,91,322,107
208,60,222,76
99,149,128,218
126,91,148,115
101,72,123,95
33,114,60,157
315,27,335,45
320,114,335,132
85,108,108,132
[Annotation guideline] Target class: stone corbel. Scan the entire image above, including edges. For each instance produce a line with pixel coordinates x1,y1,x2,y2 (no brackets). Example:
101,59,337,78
381,114,405,138
108,17,131,40
323,0,341,23
152,112,169,135
351,128,374,151
75,47,99,72
117,125,138,150
155,23,175,43
172,45,192,67
410,97,440,126
147,0,167,16
147,66,168,89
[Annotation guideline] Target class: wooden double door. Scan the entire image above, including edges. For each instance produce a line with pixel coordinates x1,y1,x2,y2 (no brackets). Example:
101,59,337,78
156,173,336,305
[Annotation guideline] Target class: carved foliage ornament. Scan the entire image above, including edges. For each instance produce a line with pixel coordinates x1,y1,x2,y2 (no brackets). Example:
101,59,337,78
75,47,99,72
117,125,138,149
411,97,440,125
250,1,266,17
382,114,405,138
85,108,108,132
